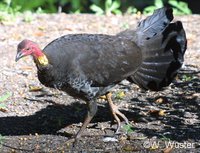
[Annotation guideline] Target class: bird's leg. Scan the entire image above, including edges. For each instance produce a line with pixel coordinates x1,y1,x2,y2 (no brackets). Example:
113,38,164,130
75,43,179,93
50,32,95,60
106,92,129,133
75,100,97,140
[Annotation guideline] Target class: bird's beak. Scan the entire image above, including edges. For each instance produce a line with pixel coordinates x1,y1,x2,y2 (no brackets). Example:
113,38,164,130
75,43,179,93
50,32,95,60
15,51,25,62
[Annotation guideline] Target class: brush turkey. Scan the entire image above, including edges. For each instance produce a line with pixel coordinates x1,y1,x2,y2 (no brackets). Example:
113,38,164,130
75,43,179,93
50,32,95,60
15,7,187,139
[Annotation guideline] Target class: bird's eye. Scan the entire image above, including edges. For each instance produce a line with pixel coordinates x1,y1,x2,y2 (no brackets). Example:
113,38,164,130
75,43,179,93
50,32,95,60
26,48,30,50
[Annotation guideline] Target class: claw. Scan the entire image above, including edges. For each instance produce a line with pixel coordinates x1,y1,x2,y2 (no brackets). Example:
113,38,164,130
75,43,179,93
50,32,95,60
106,92,129,133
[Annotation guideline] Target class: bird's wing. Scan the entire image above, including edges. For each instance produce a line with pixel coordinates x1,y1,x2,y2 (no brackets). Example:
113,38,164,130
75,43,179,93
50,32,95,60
43,34,142,86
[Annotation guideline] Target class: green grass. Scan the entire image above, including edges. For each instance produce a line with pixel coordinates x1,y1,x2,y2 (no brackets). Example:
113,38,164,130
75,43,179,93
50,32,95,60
122,124,134,134
0,134,5,149
0,0,192,21
181,74,194,82
0,92,11,112
143,0,191,15
0,92,12,148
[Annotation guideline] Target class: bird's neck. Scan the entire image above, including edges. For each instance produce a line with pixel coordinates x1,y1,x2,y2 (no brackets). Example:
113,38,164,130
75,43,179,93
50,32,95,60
33,48,49,66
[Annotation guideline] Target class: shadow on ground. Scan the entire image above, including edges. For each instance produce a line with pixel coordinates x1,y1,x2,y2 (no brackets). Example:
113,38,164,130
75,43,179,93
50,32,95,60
0,101,139,136
0,70,199,147
0,92,199,142
137,95,200,142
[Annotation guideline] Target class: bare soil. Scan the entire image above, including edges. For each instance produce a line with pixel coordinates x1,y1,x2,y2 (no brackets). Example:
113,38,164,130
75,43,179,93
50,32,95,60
0,13,199,153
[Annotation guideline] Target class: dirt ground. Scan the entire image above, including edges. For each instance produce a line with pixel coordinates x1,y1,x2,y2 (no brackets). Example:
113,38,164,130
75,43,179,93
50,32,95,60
0,13,199,153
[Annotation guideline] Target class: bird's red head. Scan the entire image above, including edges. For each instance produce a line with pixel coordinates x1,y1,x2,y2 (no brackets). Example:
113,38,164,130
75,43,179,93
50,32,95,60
16,39,48,65
16,39,42,61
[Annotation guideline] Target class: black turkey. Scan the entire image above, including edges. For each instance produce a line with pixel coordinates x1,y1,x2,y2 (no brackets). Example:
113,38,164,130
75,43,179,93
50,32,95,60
15,7,187,140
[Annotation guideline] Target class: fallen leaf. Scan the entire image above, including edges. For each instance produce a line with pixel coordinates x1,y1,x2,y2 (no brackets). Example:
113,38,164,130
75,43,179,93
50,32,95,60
38,26,46,31
34,31,45,37
20,66,33,71
0,107,7,112
155,96,168,104
159,110,167,116
99,95,107,100
119,135,127,142
148,109,167,116
163,147,173,153
64,27,73,31
29,85,43,92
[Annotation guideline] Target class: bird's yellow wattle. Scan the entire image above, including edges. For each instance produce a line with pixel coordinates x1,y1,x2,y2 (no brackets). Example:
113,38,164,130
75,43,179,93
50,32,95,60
37,55,48,66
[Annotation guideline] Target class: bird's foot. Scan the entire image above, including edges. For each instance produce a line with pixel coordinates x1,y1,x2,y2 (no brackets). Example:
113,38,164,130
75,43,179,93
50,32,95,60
110,104,130,134
70,131,85,148
71,99,97,147
106,92,129,134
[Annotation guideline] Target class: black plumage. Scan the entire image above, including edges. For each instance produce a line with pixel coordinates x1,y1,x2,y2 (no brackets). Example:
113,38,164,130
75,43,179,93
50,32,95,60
15,7,187,139
39,34,142,100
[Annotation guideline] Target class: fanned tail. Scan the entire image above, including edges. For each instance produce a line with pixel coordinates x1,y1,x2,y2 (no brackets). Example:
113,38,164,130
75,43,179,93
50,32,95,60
127,7,187,90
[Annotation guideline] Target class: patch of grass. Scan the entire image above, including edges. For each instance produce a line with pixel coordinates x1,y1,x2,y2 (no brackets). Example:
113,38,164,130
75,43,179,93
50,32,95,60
181,74,193,82
143,0,164,15
90,0,122,15
122,124,134,134
22,8,43,23
160,135,171,141
168,0,192,15
0,92,12,102
0,0,20,23
114,91,125,100
125,6,138,15
0,0,43,23
0,0,193,16
143,0,192,15
0,92,11,112
0,134,5,149
121,23,130,30
22,11,34,23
